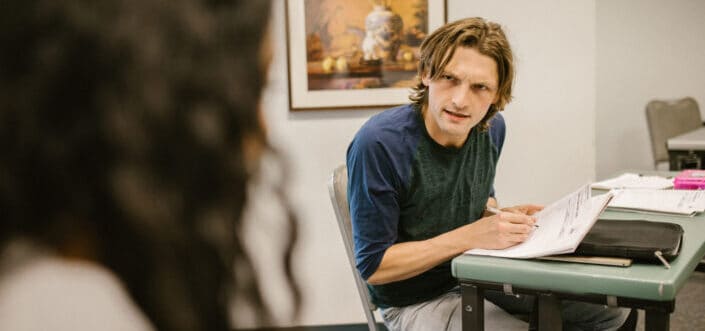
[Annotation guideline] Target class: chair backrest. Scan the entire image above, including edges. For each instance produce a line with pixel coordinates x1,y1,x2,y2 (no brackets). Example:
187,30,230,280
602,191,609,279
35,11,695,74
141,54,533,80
645,97,702,168
327,164,380,331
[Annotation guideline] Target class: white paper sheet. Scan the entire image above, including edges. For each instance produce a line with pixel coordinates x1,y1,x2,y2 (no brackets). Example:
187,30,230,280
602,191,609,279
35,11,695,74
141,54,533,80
591,173,673,190
607,189,705,216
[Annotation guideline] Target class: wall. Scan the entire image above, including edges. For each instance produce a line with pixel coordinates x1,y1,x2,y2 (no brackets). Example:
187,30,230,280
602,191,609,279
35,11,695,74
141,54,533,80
595,0,705,178
449,0,597,205
253,0,596,326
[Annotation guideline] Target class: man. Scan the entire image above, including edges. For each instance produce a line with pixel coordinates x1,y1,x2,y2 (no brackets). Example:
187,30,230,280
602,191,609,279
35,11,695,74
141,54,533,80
347,17,631,331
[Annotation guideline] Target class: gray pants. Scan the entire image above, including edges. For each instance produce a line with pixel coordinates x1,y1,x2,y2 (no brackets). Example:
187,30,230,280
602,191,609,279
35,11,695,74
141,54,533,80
380,287,630,331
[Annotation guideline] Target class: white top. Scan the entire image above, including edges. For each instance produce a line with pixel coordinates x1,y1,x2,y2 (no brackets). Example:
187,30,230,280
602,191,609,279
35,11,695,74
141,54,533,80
667,127,705,151
0,241,154,331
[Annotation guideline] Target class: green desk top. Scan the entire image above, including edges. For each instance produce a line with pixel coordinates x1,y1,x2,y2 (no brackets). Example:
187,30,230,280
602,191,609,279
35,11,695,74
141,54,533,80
451,187,705,302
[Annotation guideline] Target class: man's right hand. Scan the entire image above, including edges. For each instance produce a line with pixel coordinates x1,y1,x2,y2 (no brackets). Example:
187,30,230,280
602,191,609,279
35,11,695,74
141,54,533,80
465,209,537,250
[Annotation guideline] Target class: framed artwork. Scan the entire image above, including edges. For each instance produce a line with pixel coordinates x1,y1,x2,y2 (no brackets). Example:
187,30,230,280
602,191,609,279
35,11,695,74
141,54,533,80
286,0,446,110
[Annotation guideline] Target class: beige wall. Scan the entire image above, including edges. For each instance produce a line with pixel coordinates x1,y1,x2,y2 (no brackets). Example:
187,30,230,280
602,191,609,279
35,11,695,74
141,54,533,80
449,0,597,205
596,0,705,178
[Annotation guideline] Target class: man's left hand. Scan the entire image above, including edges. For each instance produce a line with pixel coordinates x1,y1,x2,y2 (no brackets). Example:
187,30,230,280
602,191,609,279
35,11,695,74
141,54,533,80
501,204,543,216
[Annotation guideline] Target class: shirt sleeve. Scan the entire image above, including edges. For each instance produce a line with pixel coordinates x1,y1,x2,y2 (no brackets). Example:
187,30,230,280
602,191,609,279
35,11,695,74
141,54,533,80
346,129,401,281
488,113,506,198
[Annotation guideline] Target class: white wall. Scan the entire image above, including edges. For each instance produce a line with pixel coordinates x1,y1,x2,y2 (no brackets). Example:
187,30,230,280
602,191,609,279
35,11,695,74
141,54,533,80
257,0,596,326
596,0,705,178
449,0,597,205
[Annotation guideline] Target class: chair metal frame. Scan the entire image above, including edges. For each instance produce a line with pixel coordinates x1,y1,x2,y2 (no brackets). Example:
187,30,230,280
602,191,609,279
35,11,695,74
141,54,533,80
328,164,381,331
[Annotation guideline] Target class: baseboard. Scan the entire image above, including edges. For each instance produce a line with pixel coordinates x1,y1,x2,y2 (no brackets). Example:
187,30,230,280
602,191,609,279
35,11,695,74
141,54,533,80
237,323,388,331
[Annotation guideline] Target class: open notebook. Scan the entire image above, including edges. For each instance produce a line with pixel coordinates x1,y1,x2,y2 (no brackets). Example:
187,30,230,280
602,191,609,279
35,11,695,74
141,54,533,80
465,185,613,259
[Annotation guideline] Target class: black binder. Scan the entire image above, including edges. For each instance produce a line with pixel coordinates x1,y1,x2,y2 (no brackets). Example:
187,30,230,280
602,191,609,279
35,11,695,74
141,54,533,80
575,219,684,263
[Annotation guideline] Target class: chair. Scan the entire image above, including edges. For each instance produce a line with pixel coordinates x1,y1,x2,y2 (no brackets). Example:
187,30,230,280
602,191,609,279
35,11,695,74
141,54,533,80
645,97,702,170
328,164,382,331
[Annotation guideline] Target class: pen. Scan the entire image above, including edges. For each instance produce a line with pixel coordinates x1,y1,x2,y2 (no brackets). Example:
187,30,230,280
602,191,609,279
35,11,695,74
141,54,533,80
486,206,539,228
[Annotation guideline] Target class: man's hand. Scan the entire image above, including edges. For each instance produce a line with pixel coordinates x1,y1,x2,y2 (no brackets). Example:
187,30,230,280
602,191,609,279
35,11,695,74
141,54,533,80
500,204,543,216
468,207,540,250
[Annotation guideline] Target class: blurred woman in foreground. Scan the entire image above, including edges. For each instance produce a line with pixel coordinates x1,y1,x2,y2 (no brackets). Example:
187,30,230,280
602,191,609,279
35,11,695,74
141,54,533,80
0,1,299,330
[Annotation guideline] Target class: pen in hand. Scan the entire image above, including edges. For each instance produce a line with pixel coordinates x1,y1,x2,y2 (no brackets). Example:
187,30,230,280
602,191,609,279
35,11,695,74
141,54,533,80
486,206,539,228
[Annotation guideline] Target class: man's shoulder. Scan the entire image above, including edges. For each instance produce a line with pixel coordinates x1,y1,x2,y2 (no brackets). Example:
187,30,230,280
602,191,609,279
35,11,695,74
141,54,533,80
356,104,421,144
488,112,506,151
489,112,505,130
348,104,422,172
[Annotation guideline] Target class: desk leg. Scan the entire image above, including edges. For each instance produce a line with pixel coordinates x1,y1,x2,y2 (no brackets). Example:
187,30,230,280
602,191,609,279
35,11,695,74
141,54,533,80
537,293,562,331
645,309,669,331
460,283,484,331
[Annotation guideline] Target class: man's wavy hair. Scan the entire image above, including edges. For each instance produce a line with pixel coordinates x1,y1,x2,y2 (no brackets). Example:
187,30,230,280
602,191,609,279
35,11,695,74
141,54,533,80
409,17,515,132
0,1,299,330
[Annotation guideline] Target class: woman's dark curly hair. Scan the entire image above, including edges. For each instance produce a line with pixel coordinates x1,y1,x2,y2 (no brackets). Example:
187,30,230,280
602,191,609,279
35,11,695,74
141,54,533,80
0,0,299,330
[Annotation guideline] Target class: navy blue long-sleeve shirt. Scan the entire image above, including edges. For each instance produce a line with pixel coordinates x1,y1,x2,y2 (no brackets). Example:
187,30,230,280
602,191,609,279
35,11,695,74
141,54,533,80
346,104,505,307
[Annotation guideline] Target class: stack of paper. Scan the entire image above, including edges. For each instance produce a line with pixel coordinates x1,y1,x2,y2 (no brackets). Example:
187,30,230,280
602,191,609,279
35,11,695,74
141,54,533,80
465,185,613,259
591,173,673,190
607,189,705,216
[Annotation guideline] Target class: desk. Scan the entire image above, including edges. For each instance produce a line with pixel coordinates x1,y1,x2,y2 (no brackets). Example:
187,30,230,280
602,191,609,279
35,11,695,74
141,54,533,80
451,189,705,331
667,127,705,170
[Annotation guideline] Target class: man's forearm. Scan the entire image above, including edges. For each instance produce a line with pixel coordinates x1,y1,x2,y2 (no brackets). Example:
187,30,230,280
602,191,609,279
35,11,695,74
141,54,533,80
366,239,459,285
366,223,482,285
367,202,537,285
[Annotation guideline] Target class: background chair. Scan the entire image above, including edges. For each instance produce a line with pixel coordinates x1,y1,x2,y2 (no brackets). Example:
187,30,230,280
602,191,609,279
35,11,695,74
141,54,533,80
328,164,383,331
645,97,702,170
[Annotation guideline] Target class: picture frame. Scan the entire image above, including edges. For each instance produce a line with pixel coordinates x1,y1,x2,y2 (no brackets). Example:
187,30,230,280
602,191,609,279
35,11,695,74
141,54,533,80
285,0,447,110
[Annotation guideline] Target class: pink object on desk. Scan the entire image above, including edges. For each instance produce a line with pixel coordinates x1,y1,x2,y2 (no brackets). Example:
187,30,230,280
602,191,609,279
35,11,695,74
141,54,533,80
673,169,705,190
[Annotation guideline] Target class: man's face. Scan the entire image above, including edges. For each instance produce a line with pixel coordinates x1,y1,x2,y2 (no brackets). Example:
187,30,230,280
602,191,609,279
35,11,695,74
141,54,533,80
422,47,499,148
